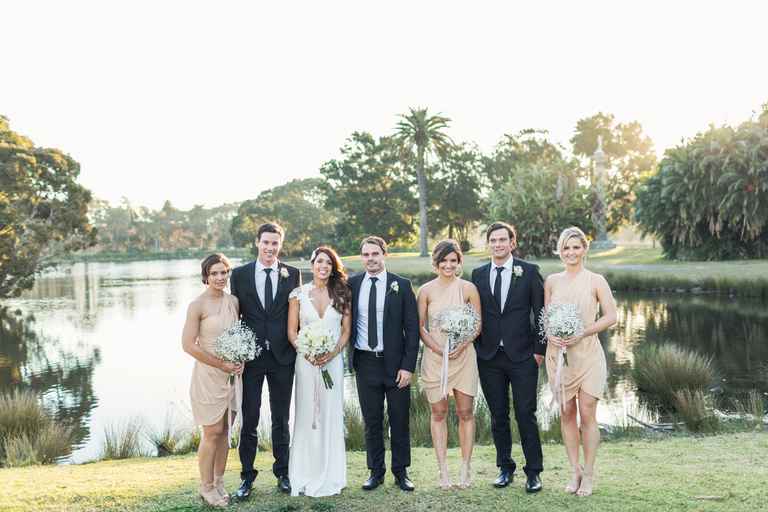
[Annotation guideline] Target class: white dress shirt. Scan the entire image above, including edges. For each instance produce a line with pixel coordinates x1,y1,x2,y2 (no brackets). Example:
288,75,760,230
255,259,279,308
355,271,387,351
490,256,514,346
489,255,515,313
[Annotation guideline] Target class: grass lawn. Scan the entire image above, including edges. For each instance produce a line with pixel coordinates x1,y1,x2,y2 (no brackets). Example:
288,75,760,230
1,432,766,512
331,246,768,281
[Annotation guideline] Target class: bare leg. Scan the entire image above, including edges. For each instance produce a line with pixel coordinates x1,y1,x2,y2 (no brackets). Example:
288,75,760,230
560,396,582,493
429,399,451,489
576,390,599,497
454,390,475,488
213,412,231,500
199,420,227,506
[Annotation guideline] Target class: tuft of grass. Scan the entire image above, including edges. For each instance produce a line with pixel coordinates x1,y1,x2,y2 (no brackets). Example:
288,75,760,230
343,401,366,451
101,419,146,460
732,390,766,430
0,391,73,466
673,390,720,433
632,344,715,412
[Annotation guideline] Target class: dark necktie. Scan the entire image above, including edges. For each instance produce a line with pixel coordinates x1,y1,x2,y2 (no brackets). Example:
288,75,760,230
494,266,504,309
263,268,273,311
368,277,379,349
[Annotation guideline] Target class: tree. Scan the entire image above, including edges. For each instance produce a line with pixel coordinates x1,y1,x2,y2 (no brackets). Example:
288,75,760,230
635,107,768,260
484,129,570,190
428,143,488,248
230,178,336,257
487,163,594,258
570,113,657,232
0,116,95,298
393,108,454,257
320,132,417,254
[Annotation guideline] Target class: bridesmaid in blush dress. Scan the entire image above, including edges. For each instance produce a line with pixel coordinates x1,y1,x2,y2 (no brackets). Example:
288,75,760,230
418,240,482,490
182,253,242,508
544,227,617,497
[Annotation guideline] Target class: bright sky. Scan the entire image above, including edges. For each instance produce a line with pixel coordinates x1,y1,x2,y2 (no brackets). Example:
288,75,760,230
3,1,767,210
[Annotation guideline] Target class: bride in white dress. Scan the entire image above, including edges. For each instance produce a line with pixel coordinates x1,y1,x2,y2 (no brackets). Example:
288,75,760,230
287,246,351,497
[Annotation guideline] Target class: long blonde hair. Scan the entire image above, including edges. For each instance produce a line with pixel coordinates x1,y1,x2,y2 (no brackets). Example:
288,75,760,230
555,227,589,263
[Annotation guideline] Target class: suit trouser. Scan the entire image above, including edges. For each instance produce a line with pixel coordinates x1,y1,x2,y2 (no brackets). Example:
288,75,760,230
478,348,543,476
354,350,411,477
239,350,295,480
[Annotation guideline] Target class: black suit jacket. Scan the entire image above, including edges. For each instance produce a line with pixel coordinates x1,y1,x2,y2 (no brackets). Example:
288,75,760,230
347,271,420,378
471,259,545,362
230,260,301,366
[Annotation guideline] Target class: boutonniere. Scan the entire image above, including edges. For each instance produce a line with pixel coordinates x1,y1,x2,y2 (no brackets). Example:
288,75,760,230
279,267,289,280
511,265,524,285
389,281,399,294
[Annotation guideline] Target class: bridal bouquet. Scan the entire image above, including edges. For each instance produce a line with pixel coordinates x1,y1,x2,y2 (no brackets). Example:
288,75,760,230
538,303,584,411
435,304,480,397
213,320,259,447
296,321,336,389
214,321,260,364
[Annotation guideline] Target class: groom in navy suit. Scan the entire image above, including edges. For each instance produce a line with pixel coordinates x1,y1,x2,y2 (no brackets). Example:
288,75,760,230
230,222,301,498
347,236,420,492
472,221,545,493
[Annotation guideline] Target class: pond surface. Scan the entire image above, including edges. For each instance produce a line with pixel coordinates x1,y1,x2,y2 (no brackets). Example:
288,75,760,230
1,259,766,462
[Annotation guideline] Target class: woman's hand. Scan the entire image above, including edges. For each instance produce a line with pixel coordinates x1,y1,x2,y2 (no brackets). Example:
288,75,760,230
548,335,566,348
562,334,584,347
448,341,468,360
314,350,337,367
220,361,243,375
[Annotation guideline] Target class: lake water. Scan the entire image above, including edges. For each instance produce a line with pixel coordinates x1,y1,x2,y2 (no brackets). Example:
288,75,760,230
1,259,766,463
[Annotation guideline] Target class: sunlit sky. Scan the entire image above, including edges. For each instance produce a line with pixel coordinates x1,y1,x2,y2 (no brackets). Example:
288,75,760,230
3,1,767,210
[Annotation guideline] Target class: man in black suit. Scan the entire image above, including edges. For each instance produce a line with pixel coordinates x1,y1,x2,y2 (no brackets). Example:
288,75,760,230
230,222,301,498
472,221,545,493
347,236,420,492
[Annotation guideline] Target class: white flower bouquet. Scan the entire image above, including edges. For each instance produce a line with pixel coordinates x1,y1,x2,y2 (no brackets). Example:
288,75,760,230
214,320,260,365
538,303,584,411
296,320,336,389
434,303,480,397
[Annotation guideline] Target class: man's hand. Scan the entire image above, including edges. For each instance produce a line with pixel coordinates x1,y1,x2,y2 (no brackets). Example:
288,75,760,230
533,354,544,367
395,369,412,389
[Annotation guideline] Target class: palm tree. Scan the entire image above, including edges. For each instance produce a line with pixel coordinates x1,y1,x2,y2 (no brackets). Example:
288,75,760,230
393,107,454,257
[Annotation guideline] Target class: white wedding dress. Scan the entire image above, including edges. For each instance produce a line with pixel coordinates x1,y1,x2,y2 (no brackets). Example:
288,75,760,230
288,283,347,497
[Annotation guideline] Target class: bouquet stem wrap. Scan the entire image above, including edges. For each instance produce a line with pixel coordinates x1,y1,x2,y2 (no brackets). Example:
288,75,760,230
229,374,244,447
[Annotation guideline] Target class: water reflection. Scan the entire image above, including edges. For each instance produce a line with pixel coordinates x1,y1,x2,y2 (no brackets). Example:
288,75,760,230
0,260,766,462
0,308,99,450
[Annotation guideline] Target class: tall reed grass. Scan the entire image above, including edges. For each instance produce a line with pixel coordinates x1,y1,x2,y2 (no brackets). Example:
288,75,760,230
0,390,73,467
673,390,720,433
101,418,146,460
632,344,715,412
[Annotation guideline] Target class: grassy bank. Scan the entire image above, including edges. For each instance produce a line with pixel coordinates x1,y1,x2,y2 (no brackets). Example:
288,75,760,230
336,247,768,297
1,433,766,511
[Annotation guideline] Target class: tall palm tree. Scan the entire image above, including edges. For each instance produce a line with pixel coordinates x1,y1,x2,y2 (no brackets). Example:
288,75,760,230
394,107,454,257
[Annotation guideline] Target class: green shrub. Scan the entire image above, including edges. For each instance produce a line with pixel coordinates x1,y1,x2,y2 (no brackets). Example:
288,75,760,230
101,419,146,460
632,344,715,412
673,390,720,433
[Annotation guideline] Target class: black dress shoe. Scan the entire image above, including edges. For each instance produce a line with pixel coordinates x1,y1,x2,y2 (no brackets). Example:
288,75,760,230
493,470,513,488
277,475,291,494
525,473,542,493
362,473,385,491
235,479,254,500
394,473,415,492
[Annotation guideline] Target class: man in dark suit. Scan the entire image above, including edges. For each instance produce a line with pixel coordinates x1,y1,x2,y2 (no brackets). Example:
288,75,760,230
230,222,301,498
347,236,420,492
472,221,545,493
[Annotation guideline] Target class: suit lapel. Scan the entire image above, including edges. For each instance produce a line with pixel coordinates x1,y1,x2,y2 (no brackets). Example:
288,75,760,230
479,263,500,313
503,261,520,313
383,273,395,319
270,262,287,313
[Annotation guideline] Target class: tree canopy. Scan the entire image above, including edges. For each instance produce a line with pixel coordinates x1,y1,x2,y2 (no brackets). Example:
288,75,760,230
0,116,95,298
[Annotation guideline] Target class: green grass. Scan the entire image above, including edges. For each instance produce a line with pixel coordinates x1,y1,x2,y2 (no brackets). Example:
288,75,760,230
325,246,768,296
0,433,766,511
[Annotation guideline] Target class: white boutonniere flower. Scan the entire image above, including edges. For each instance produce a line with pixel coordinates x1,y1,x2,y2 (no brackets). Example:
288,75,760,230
279,267,290,280
390,281,399,294
513,265,523,278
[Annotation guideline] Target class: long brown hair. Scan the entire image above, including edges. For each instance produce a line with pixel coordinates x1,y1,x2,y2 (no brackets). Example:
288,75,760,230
311,246,351,313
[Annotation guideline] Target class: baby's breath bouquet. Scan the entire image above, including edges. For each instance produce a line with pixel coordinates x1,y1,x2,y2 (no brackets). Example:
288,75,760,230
214,320,260,365
434,304,480,398
296,320,336,389
539,303,584,411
